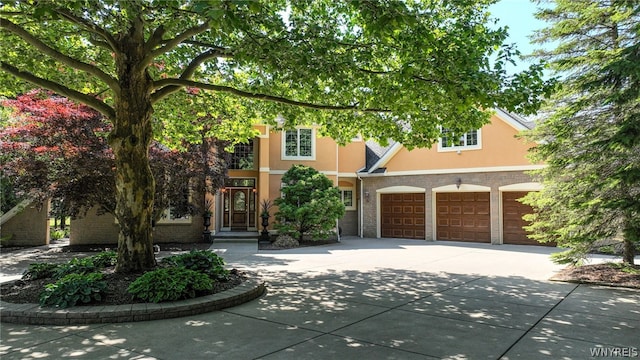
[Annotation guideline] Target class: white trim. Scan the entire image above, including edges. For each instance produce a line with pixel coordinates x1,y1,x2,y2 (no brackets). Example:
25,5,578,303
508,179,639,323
363,165,545,177
269,169,339,176
376,185,427,194
338,172,358,178
367,143,403,173
499,182,543,191
259,167,270,173
257,124,271,138
431,184,491,192
339,186,356,211
437,128,482,152
281,127,316,161
0,199,33,226
494,108,531,131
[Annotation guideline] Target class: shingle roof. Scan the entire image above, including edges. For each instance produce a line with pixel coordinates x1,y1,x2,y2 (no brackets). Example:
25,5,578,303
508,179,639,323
362,140,396,173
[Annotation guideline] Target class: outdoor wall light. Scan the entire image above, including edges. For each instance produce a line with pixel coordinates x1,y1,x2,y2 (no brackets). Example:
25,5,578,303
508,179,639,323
364,191,370,202
456,178,462,189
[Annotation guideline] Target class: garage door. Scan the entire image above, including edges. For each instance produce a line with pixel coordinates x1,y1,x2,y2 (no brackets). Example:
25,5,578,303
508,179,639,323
381,193,425,239
502,191,554,246
436,192,490,242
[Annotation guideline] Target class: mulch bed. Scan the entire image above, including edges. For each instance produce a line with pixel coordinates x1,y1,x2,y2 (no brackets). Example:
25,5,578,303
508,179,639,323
0,241,245,306
259,238,339,250
551,263,640,289
0,268,247,306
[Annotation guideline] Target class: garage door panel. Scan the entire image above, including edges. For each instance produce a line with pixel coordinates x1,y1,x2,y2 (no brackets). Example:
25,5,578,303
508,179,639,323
502,191,554,246
381,192,425,240
436,192,491,243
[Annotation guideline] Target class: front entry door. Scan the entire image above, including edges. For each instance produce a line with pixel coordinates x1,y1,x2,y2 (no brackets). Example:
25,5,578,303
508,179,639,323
231,189,249,229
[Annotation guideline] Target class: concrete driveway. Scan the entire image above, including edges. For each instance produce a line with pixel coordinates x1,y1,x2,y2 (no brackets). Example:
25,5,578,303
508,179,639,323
1,237,638,359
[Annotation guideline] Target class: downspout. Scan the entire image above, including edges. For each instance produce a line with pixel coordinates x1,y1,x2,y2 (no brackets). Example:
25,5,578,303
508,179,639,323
357,174,364,238
336,142,341,242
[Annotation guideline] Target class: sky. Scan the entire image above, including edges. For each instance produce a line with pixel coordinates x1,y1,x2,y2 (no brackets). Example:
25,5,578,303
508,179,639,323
488,0,548,74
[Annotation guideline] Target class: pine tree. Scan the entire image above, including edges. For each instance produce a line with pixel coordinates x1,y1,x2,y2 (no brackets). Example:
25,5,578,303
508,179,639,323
524,0,640,264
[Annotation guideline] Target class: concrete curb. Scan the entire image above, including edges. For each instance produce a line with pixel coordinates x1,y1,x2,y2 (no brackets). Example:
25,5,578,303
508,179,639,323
0,278,266,325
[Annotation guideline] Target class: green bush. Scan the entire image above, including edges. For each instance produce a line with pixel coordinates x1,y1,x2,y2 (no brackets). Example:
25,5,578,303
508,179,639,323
90,251,117,268
39,272,107,308
22,263,60,280
53,257,98,280
161,250,229,280
127,267,214,303
50,229,66,241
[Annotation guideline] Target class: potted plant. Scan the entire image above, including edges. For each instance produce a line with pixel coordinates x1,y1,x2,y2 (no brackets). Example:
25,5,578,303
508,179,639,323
202,198,214,242
259,199,273,242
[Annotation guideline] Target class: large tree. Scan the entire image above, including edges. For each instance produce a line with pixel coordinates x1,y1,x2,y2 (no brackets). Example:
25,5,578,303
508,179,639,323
523,0,640,264
0,89,226,224
0,0,552,272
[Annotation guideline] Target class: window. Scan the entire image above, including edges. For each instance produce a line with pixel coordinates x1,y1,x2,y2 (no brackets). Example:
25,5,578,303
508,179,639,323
340,187,356,211
283,128,315,160
157,189,192,224
229,140,254,169
438,128,481,152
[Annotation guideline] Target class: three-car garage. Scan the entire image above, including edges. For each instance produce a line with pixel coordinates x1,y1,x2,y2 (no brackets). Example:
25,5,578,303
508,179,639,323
377,185,543,245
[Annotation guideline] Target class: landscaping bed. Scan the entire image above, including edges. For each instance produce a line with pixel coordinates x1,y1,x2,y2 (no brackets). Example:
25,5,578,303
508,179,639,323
551,262,640,289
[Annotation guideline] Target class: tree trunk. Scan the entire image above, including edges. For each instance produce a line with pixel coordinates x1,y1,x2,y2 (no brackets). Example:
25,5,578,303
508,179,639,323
622,217,637,265
110,19,156,273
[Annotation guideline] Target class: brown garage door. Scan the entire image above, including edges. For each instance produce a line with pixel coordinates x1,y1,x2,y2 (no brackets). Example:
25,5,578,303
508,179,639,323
436,192,490,242
381,193,425,239
502,191,554,246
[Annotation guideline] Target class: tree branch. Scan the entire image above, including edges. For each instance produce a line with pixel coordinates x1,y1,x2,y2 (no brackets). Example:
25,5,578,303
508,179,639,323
1,62,116,119
151,48,229,102
141,22,211,68
151,78,391,113
50,8,118,52
0,18,120,95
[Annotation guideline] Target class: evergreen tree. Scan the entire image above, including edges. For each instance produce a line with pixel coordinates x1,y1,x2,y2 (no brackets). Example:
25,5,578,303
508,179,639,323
524,0,640,264
275,165,345,242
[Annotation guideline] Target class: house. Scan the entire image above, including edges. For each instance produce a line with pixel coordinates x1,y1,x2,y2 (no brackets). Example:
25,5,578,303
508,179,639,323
357,109,545,245
64,109,546,246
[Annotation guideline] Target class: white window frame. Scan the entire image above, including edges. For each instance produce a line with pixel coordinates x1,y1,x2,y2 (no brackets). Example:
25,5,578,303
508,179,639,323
340,186,356,211
156,206,192,224
437,128,482,152
282,128,316,160
157,188,193,225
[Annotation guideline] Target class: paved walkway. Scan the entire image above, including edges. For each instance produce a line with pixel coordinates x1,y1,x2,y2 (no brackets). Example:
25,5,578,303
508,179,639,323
1,237,639,359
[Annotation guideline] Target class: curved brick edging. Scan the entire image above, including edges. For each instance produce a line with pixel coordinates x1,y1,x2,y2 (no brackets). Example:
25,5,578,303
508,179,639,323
0,278,266,325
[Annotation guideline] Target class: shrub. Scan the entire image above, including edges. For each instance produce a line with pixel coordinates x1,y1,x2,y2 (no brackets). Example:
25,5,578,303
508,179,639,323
90,250,117,267
22,263,60,280
127,267,213,303
53,257,97,280
39,272,107,308
161,250,229,280
50,229,66,241
275,165,345,242
273,235,299,249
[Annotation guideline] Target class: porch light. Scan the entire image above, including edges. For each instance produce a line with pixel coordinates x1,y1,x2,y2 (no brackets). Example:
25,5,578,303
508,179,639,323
456,178,462,189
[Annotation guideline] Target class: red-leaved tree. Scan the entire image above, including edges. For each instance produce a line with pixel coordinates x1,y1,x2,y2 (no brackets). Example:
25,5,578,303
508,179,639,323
0,90,225,227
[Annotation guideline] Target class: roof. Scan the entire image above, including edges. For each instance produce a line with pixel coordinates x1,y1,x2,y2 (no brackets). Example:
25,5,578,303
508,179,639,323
495,108,535,130
362,140,396,173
